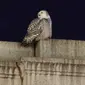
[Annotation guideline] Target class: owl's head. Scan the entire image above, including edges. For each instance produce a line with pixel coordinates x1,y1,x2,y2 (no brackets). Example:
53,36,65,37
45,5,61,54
38,10,50,19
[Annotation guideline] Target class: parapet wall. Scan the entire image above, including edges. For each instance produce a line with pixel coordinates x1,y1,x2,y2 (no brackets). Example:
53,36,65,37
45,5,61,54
36,39,85,59
22,57,85,85
1,39,85,60
0,39,85,85
0,57,85,85
0,41,34,61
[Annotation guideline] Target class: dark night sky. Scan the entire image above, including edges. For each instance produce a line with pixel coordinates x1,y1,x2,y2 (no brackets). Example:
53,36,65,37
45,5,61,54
0,0,84,42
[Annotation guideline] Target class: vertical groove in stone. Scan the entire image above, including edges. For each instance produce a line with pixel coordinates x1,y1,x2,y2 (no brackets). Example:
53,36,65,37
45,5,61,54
1,59,85,85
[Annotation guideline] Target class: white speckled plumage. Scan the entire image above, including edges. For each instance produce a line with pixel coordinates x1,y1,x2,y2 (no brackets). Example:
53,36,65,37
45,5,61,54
22,10,52,44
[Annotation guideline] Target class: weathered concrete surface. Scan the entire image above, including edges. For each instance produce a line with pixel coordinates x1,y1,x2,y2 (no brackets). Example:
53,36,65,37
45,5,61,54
0,41,34,61
1,39,85,60
0,39,85,85
22,57,85,85
36,39,85,59
0,61,21,85
0,57,85,85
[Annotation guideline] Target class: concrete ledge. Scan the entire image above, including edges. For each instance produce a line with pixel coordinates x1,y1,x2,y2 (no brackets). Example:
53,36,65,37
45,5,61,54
35,39,85,59
1,39,85,61
22,57,85,85
21,57,85,64
0,41,34,61
0,61,22,85
0,39,85,85
0,57,85,85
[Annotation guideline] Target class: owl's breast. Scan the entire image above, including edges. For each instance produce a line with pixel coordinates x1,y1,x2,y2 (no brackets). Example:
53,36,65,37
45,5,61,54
35,19,51,41
41,26,50,38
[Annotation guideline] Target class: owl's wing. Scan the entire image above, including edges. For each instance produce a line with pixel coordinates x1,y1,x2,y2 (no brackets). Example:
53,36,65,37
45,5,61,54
22,18,43,44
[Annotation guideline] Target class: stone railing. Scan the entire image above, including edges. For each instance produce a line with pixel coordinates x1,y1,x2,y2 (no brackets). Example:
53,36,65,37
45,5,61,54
0,39,85,85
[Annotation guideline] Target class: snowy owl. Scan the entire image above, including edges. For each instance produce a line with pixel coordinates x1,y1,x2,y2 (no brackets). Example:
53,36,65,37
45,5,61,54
22,10,52,44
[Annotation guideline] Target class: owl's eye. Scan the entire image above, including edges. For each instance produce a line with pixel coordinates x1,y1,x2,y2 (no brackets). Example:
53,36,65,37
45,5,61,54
40,12,43,14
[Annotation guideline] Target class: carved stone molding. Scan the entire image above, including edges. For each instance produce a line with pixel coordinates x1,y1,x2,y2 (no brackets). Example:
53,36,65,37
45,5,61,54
22,57,85,85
